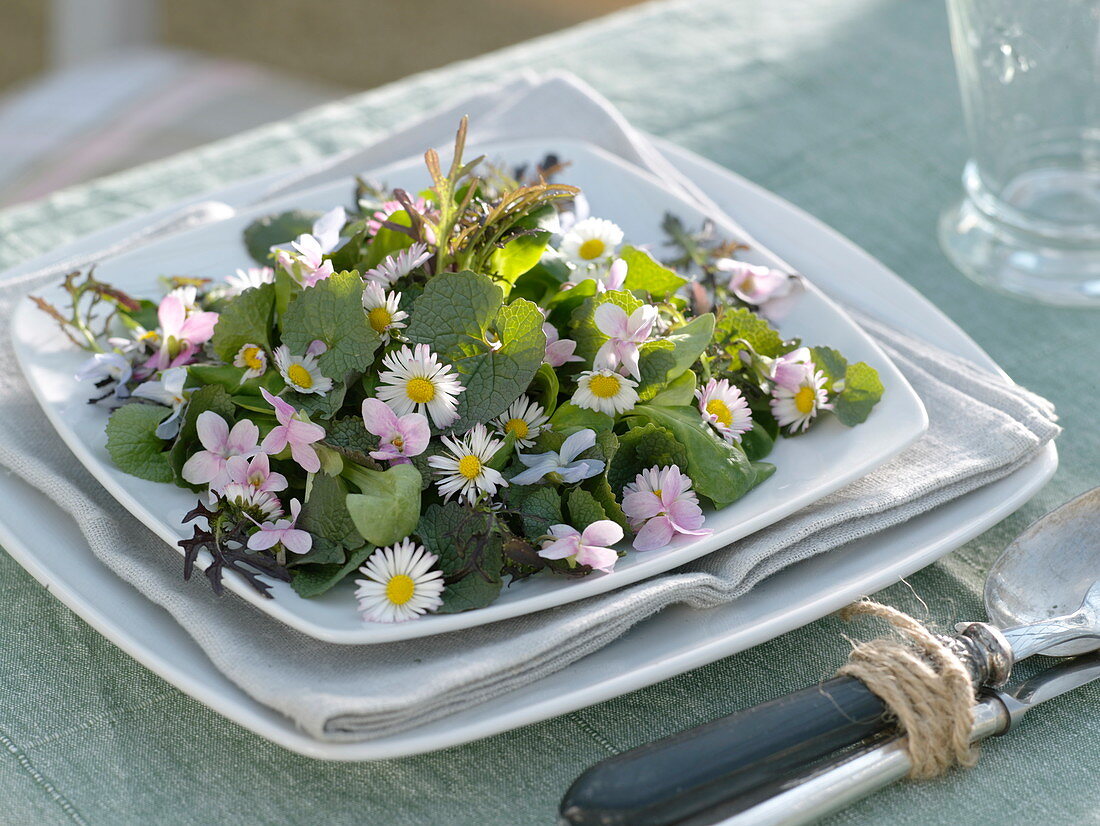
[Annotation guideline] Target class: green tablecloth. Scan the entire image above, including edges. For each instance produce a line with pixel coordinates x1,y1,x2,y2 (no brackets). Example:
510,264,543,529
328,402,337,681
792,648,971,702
2,1,1097,823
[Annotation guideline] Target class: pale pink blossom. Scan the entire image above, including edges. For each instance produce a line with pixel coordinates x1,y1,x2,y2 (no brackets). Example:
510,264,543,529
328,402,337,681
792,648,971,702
361,398,430,465
771,347,814,389
593,303,658,380
596,258,628,292
367,197,429,235
543,323,582,367
247,498,312,555
276,234,335,288
538,520,624,573
180,411,260,492
148,291,218,370
259,388,327,473
716,259,803,319
224,452,288,494
621,465,711,552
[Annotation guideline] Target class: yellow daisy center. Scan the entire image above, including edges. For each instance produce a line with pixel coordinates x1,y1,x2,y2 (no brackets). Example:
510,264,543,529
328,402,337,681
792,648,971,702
458,454,483,479
705,398,733,427
578,238,606,260
391,436,404,449
588,373,621,398
504,418,530,439
286,363,313,389
241,346,264,371
368,306,393,333
385,574,416,605
406,377,436,403
794,386,816,414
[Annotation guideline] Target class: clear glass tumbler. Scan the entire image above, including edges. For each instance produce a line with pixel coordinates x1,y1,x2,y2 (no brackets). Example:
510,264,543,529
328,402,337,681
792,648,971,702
940,0,1100,305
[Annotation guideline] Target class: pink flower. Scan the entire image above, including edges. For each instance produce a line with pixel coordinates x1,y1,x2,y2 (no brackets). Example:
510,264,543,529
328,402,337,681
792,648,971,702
596,258,627,292
259,388,327,473
367,196,429,235
538,520,624,573
771,347,814,389
716,259,803,319
593,303,658,380
180,411,260,492
246,498,312,555
224,452,288,494
361,398,430,465
621,465,711,552
276,234,334,288
148,291,218,370
543,323,582,368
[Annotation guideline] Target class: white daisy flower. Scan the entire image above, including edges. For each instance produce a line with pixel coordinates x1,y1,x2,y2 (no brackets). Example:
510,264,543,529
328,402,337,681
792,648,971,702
221,482,283,522
364,242,432,286
427,423,508,503
559,218,624,268
273,341,333,396
233,343,268,381
361,281,409,342
572,368,639,417
355,538,445,623
492,395,549,448
375,343,465,428
225,267,275,296
770,364,832,433
696,378,753,443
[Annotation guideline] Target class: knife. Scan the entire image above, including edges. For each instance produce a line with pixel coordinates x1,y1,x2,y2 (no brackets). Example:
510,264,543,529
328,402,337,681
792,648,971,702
680,651,1100,826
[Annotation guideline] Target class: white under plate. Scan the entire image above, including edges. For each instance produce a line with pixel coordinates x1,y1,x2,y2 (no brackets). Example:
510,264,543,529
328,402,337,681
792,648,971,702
10,139,926,644
0,138,1053,759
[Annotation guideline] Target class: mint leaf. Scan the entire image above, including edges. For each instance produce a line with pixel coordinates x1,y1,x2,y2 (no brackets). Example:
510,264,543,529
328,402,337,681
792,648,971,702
323,416,376,465
281,270,380,380
105,403,174,483
835,361,884,426
301,473,362,548
608,423,689,494
566,487,607,530
289,545,373,598
417,502,495,574
211,283,274,362
629,404,756,508
406,271,546,428
620,245,687,298
583,474,631,533
503,485,563,541
714,307,785,358
242,210,320,265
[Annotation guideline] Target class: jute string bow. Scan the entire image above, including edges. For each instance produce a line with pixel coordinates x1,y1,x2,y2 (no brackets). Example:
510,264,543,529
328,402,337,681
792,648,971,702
836,600,979,779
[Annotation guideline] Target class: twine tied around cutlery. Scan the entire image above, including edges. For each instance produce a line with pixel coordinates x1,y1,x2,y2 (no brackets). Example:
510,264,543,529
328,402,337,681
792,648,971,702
836,600,978,779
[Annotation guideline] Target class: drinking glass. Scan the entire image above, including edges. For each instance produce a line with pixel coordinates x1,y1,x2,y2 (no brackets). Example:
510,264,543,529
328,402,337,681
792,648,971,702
940,0,1100,305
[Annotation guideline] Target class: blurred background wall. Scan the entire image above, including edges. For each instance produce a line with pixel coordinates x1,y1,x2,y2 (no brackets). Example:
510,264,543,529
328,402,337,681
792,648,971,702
0,0,643,206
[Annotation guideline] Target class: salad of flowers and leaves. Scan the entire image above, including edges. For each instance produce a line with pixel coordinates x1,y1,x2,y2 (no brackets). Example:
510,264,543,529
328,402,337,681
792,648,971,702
32,119,883,622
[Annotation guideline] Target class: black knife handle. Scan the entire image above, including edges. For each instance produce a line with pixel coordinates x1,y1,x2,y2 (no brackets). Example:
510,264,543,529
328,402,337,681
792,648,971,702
559,675,891,826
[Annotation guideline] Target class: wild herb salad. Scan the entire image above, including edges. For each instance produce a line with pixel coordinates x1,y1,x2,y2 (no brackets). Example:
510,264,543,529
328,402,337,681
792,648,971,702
33,120,883,622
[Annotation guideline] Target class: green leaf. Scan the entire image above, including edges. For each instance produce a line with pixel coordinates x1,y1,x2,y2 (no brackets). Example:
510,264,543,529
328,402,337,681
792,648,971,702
343,463,421,546
811,346,848,387
289,381,347,421
211,283,275,362
527,362,560,417
416,502,496,575
583,474,631,533
664,314,715,378
549,402,614,434
289,545,374,598
438,573,503,614
629,404,756,509
620,245,687,298
489,231,550,286
750,461,777,486
281,270,381,380
566,487,607,530
242,210,320,265
323,415,376,465
834,362,884,426
360,213,415,271
569,289,643,363
300,473,362,549
168,384,236,481
714,307,785,358
105,403,174,483
286,536,347,569
649,369,697,406
739,420,776,462
503,485,563,541
607,423,689,494
406,271,546,429
636,340,677,401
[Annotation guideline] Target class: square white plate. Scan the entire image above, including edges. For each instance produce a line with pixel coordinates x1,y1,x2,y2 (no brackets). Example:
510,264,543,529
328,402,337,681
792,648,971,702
10,139,927,644
0,138,1053,759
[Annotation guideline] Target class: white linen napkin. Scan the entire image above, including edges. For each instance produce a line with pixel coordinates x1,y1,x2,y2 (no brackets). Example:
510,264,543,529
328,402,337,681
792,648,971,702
0,73,1059,741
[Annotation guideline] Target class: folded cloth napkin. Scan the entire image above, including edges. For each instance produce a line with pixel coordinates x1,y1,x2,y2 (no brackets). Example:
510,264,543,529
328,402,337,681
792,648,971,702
0,73,1059,741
